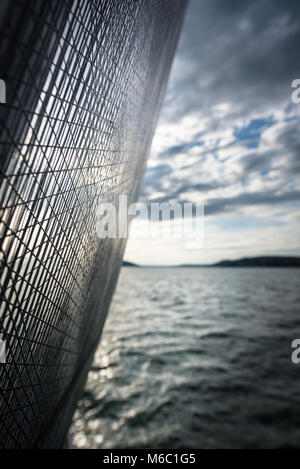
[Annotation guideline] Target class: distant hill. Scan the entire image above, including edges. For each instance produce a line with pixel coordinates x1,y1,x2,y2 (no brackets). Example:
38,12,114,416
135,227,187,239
122,260,138,267
122,256,300,268
182,256,300,268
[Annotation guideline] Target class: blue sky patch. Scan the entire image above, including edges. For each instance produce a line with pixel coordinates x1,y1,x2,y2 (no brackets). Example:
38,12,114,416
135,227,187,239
234,117,275,149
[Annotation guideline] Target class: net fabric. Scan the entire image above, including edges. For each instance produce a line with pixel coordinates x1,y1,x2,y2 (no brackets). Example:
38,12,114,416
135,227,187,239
0,0,186,448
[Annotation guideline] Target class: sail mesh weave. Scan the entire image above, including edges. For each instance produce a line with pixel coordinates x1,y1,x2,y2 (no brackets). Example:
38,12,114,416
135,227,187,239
0,0,186,448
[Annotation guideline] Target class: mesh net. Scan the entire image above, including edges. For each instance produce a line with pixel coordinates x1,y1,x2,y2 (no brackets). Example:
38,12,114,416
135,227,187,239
0,0,186,448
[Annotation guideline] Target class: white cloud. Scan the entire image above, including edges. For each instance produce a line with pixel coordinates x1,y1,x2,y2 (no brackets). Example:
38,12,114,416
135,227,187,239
124,0,300,265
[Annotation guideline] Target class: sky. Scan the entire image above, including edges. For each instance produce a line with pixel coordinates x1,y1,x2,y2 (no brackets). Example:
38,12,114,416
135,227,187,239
124,0,300,266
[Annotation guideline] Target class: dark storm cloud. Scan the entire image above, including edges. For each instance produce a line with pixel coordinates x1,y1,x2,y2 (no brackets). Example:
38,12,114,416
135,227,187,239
204,190,300,216
160,140,204,158
240,151,274,173
138,188,300,219
142,164,172,184
138,0,300,219
162,0,300,123
141,170,226,201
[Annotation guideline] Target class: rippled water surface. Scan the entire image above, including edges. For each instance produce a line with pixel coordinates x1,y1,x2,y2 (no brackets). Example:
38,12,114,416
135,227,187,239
71,267,300,448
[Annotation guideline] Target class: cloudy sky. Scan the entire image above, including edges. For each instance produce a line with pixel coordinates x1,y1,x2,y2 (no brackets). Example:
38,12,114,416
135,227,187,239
124,0,300,266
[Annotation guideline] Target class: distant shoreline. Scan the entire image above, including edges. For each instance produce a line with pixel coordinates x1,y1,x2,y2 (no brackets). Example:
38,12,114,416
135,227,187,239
122,256,300,268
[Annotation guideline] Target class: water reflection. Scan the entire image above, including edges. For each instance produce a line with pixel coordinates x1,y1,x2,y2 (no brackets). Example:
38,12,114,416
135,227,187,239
71,267,300,449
